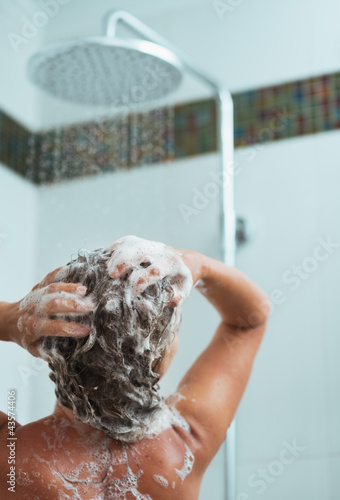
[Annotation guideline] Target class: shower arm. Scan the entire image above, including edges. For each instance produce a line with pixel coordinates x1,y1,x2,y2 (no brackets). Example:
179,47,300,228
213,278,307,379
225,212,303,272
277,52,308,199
106,11,226,93
105,10,236,267
106,12,236,500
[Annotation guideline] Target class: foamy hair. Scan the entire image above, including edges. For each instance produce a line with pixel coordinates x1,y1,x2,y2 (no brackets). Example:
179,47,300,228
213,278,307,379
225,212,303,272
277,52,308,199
42,242,192,442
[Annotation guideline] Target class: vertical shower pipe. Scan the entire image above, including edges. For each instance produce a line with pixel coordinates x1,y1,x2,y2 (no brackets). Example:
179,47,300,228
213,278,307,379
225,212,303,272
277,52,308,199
106,11,236,500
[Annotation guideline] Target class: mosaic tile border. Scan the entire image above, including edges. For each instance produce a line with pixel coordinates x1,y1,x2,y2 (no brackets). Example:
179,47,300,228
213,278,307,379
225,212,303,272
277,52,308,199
27,107,177,185
1,71,340,185
233,72,340,147
0,112,31,178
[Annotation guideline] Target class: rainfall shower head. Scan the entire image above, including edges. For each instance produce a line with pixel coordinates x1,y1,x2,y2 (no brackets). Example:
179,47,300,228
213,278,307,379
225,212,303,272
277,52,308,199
27,37,183,107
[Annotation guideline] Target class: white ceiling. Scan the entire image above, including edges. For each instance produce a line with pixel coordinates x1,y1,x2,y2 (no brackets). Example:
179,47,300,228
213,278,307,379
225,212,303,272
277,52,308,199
28,0,211,17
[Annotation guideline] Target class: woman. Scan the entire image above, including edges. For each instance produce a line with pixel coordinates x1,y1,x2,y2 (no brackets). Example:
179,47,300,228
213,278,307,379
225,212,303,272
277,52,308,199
0,235,270,499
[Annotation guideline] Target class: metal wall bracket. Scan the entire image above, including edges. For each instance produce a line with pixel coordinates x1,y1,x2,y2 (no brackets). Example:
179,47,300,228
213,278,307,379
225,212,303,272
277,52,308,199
236,216,252,247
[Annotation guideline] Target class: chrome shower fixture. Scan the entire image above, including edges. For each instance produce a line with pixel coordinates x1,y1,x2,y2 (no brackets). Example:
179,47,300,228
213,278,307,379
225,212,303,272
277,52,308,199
28,38,183,107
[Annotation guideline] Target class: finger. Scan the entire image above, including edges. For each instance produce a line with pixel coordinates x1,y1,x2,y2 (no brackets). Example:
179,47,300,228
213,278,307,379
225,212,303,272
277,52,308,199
107,249,143,274
129,265,163,296
171,248,185,257
108,252,152,278
105,240,123,252
107,237,157,273
169,273,187,288
27,343,42,359
130,252,181,296
42,297,94,316
167,293,183,308
109,263,130,279
39,319,90,338
45,283,88,296
34,266,69,289
109,255,155,279
106,236,139,256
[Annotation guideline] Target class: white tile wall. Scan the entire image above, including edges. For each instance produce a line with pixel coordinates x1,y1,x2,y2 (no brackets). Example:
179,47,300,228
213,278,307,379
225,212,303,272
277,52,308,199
0,164,40,423
237,456,333,500
235,131,340,497
331,457,340,500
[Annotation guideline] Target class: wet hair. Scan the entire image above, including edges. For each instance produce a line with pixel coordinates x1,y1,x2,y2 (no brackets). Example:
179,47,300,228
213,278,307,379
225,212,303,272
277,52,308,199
42,248,181,442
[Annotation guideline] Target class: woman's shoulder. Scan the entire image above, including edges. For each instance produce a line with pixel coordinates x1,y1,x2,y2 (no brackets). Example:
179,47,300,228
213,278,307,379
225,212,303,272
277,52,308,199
120,424,202,500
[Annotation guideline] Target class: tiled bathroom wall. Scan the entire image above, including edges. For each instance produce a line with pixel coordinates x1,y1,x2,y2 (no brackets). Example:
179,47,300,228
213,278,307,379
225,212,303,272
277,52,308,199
1,71,340,184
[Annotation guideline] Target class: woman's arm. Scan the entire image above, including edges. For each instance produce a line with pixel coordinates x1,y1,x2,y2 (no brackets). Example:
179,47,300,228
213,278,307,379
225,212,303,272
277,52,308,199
0,301,19,342
181,250,270,328
169,251,270,468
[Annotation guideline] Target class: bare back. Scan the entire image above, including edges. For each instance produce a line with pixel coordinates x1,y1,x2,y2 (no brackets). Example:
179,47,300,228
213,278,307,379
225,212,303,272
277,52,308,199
0,408,203,500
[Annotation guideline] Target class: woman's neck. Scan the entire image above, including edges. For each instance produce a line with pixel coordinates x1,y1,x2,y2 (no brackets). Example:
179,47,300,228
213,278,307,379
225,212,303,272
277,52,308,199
52,401,112,444
53,401,77,421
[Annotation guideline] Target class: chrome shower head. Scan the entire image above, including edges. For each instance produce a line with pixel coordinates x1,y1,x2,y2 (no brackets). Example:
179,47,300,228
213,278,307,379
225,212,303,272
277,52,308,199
27,37,183,107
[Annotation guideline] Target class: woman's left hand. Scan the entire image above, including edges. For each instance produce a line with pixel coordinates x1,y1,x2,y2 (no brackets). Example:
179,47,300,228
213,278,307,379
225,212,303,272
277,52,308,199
106,235,194,307
1,266,93,357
